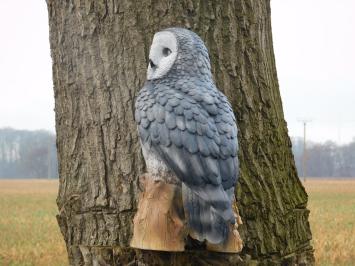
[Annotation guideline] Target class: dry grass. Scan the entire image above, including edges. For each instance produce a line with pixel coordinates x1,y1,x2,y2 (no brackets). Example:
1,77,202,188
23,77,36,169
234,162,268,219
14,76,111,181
0,179,354,265
303,179,355,265
0,179,67,266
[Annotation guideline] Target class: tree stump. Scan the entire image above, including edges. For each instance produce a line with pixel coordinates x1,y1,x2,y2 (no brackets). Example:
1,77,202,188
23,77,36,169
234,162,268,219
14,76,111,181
130,174,185,251
130,174,243,253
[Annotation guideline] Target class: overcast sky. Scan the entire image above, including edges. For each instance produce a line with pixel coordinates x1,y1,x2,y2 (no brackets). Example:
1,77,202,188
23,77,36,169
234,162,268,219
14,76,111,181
272,0,355,143
0,1,354,144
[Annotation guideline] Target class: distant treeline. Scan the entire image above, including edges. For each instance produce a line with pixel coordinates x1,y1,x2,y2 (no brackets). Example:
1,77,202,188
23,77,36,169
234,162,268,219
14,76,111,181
0,128,58,178
292,137,355,177
1,128,354,178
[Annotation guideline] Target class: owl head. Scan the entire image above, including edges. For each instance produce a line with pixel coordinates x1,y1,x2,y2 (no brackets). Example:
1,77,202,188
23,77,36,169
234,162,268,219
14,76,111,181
146,28,212,81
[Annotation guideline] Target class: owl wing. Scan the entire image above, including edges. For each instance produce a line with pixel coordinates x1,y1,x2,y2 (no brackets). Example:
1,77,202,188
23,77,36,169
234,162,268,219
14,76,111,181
135,81,238,222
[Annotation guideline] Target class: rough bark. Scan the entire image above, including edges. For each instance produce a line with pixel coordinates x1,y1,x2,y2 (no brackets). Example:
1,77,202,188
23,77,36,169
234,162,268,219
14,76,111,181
47,0,314,265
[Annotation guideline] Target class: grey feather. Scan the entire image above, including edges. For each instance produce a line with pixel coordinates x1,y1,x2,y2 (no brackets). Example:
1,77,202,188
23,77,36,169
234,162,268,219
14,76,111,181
219,157,237,188
196,135,210,156
153,104,165,123
138,125,149,142
186,119,197,133
182,131,198,154
196,122,207,136
150,123,160,144
158,95,168,106
184,109,193,120
188,154,206,179
206,137,219,158
205,123,215,138
194,113,208,124
146,107,155,121
204,103,218,115
176,115,186,130
221,144,232,158
181,99,191,109
203,156,220,184
174,105,184,115
165,103,173,112
157,123,171,146
170,128,182,147
140,110,147,118
165,111,176,129
140,118,150,129
213,134,221,145
168,97,180,107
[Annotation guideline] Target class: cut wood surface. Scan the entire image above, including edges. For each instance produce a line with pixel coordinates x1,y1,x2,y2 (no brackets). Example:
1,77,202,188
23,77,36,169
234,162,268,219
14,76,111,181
131,174,185,251
131,174,243,253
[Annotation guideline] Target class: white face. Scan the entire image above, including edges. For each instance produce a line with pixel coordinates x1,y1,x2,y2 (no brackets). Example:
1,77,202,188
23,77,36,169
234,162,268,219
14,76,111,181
147,31,178,80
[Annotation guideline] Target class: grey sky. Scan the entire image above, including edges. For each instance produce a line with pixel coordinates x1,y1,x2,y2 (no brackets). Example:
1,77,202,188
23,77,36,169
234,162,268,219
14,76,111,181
0,1,354,143
271,0,355,143
0,1,53,131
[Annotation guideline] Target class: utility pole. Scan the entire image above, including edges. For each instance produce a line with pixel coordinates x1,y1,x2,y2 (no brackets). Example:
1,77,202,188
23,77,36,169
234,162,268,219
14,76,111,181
302,121,307,181
298,119,311,182
47,137,51,179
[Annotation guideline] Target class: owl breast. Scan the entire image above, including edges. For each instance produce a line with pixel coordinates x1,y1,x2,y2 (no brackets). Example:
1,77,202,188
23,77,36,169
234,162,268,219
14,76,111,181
141,141,180,185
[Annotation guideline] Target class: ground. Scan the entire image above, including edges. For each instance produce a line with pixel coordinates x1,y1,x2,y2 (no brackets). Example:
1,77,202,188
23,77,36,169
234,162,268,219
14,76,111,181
0,179,354,266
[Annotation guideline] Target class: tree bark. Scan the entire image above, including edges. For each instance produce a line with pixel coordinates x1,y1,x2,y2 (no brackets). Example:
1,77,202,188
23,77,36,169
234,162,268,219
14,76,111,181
47,0,314,265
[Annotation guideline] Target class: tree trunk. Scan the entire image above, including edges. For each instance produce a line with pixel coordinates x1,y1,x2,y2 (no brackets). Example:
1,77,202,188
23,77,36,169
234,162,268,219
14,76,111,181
47,0,314,265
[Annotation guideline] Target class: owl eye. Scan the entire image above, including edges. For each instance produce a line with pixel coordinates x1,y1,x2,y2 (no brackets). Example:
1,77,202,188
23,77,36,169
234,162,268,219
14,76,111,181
162,47,172,56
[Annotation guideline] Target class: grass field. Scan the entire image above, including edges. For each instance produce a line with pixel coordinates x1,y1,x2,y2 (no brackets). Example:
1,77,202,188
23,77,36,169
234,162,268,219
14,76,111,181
0,179,354,265
305,179,355,265
0,180,67,266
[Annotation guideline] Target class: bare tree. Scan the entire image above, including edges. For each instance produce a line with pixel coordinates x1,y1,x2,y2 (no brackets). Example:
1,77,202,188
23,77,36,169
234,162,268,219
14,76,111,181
0,128,57,178
292,138,355,177
46,1,314,265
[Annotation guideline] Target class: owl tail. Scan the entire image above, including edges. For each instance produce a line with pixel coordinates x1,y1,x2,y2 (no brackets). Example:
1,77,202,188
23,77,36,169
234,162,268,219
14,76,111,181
182,183,235,244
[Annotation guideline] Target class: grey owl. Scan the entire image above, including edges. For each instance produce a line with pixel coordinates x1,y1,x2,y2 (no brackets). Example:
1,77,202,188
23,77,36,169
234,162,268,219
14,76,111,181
135,28,239,244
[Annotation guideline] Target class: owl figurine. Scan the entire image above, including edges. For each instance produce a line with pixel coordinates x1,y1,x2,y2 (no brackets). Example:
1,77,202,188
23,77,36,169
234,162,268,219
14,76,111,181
135,28,239,245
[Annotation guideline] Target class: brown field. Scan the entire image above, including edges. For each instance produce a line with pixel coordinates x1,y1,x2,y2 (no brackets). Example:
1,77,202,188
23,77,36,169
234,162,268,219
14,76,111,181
0,179,67,266
304,179,355,265
0,179,354,265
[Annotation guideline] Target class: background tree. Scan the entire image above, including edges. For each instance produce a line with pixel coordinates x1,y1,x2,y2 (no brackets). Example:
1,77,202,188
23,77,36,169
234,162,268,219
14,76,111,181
340,141,355,176
46,0,314,265
291,137,355,177
0,128,58,178
307,141,337,177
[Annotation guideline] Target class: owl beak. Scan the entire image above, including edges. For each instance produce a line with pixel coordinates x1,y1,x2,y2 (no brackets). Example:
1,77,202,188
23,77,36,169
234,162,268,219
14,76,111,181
149,59,157,69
